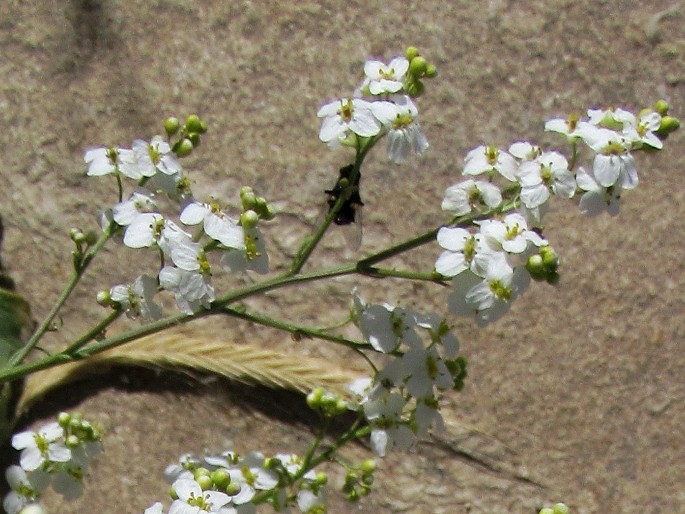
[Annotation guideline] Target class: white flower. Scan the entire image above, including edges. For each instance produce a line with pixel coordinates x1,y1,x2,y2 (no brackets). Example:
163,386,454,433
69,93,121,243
517,151,575,209
508,141,541,161
159,266,215,314
110,274,162,320
12,422,71,471
3,466,49,514
631,110,663,150
220,228,268,274
414,399,445,438
226,453,278,506
84,146,137,178
575,166,622,217
362,57,409,95
353,295,421,353
442,179,502,216
544,114,580,140
463,145,518,182
575,122,638,189
477,213,546,255
113,192,158,226
448,267,531,327
380,96,429,163
362,388,414,456
132,136,182,176
52,466,84,501
169,478,231,514
317,98,382,146
402,344,453,398
123,213,164,249
297,489,326,514
435,227,479,278
180,201,245,250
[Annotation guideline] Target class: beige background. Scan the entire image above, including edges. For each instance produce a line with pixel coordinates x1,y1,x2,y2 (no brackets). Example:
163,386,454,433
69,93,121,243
1,1,684,513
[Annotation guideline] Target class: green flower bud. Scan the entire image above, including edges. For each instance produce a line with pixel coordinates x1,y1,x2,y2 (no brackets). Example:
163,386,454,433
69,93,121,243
65,434,80,448
165,117,180,136
193,467,211,480
69,228,81,240
526,254,546,281
196,474,213,491
409,56,428,77
346,489,360,502
175,138,194,157
240,210,259,229
186,114,206,134
405,79,425,98
660,115,680,133
425,63,437,78
361,474,374,486
405,46,419,60
360,459,376,474
240,189,257,211
58,412,71,427
654,99,669,116
552,503,570,514
226,482,241,496
188,132,201,147
211,469,231,489
307,387,324,410
170,485,179,500
84,230,98,245
540,246,559,271
262,203,276,221
315,471,328,485
96,290,112,306
255,196,268,215
539,509,554,514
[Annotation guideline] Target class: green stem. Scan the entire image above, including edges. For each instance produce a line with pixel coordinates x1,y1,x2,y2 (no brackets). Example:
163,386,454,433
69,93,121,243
219,306,367,352
62,308,124,354
8,224,117,367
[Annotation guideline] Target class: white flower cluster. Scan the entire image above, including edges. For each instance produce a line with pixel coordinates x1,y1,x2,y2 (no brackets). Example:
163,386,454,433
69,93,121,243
4,413,103,514
349,294,463,457
437,105,671,326
317,51,433,163
86,120,273,317
147,451,325,514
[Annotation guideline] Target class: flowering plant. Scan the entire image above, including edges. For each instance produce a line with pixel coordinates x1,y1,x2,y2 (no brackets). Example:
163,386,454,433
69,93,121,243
0,46,679,514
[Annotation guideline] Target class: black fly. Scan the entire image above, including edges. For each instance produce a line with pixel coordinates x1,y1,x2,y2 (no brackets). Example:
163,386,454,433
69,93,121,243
324,164,364,249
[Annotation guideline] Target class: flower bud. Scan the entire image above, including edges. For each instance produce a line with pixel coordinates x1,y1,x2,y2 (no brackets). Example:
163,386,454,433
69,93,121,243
96,290,112,306
660,115,680,134
315,471,328,485
405,79,425,98
425,63,437,78
226,482,242,496
360,459,376,474
165,117,180,136
540,246,559,271
196,474,213,491
404,46,419,60
552,503,570,514
188,132,201,147
211,469,231,489
409,56,428,77
58,412,72,427
193,467,211,480
240,188,257,210
525,254,546,281
186,114,206,134
65,434,80,448
174,138,194,157
307,387,325,410
539,509,554,514
240,210,259,229
654,99,669,116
